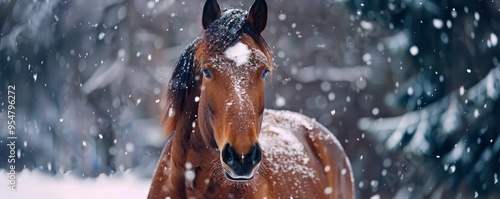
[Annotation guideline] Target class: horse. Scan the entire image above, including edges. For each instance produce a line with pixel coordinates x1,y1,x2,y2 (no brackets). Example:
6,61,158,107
148,0,354,198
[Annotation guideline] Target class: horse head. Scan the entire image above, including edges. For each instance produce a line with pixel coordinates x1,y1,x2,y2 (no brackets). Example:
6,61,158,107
195,0,272,181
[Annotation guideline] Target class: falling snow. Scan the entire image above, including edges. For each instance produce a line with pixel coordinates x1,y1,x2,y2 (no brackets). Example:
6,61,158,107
409,46,419,56
2,0,499,198
432,19,443,29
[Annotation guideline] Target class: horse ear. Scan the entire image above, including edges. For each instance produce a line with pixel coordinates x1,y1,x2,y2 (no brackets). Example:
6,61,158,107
247,0,268,34
202,0,221,29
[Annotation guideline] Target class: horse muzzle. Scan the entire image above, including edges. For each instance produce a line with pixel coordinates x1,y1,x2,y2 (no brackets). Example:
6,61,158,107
221,143,262,181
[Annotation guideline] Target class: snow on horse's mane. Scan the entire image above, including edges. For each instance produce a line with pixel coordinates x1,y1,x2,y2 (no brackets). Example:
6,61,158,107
204,9,248,53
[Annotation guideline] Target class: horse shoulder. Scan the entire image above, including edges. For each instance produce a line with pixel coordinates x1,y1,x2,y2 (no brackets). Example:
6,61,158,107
261,109,354,199
307,119,354,199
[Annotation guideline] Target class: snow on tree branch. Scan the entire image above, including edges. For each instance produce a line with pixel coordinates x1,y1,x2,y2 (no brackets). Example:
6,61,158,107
81,51,129,95
358,64,500,156
286,65,379,83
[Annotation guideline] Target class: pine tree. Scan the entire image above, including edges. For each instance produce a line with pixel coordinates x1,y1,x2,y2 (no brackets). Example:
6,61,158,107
352,0,500,197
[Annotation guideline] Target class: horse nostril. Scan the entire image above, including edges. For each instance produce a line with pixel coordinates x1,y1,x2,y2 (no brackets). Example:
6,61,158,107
250,143,262,166
222,143,236,166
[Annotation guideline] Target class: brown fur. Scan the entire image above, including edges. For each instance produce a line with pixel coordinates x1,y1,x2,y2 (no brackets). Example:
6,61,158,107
149,110,354,199
149,3,353,198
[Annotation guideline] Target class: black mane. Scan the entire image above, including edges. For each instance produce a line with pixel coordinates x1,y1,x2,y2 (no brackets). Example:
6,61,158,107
167,38,200,116
204,9,267,52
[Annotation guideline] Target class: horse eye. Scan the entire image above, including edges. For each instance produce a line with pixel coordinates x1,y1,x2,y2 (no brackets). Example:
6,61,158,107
261,69,270,78
201,68,212,78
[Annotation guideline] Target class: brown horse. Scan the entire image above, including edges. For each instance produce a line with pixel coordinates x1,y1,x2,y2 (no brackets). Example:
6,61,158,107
148,0,354,198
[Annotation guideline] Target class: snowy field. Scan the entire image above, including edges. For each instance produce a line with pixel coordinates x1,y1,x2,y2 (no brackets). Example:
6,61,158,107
0,170,150,198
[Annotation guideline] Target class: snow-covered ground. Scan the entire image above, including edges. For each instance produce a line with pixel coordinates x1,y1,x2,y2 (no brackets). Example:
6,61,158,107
0,170,150,198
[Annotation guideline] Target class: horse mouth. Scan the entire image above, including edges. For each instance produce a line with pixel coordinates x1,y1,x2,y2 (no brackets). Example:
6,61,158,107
224,170,254,182
222,164,256,182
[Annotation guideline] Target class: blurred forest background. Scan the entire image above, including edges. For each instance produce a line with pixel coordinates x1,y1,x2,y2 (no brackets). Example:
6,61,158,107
1,0,500,198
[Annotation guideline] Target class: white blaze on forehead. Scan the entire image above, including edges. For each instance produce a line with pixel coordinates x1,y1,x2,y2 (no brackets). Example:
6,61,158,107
206,41,268,131
224,42,251,66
